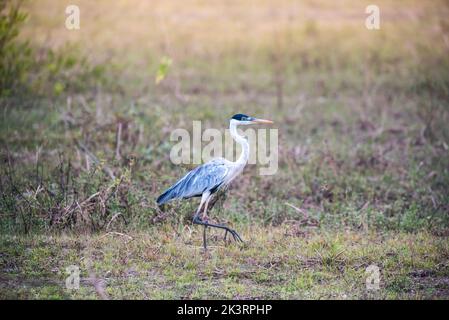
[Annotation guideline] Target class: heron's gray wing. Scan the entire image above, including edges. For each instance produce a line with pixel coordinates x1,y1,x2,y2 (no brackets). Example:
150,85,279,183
156,159,228,205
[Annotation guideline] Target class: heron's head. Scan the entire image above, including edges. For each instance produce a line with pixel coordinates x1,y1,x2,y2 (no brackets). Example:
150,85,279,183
230,114,274,125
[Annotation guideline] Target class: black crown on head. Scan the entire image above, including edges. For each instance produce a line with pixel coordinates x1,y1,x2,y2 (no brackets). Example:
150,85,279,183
231,114,250,121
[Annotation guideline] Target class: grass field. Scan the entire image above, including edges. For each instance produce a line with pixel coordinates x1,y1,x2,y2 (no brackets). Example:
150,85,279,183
0,0,448,299
1,229,449,299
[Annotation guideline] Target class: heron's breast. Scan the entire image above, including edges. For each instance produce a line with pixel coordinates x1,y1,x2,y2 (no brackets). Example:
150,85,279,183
224,164,245,185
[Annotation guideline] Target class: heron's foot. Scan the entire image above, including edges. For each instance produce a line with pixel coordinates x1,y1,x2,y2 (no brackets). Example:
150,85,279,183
218,227,243,243
225,228,243,243
193,215,205,224
193,216,243,243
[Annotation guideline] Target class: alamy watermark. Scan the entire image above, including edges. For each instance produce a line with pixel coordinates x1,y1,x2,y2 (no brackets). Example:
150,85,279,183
169,121,278,175
365,5,380,30
64,4,380,31
65,5,80,30
65,265,80,290
365,264,381,290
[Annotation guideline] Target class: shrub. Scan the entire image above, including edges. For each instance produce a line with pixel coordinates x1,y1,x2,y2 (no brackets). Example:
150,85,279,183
0,0,33,96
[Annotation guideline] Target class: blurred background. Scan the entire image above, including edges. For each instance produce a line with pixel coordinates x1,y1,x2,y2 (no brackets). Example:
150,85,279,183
1,0,448,234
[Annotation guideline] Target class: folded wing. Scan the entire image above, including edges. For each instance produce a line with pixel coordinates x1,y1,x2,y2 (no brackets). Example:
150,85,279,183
156,159,229,206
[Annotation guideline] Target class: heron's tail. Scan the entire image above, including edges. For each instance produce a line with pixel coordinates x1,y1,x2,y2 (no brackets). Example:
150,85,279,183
156,185,178,206
156,166,201,206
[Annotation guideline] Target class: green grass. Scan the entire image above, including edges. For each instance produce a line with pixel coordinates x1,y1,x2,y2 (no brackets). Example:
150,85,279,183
1,228,448,299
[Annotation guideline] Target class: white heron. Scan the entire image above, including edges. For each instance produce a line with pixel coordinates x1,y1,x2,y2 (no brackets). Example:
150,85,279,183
156,114,273,249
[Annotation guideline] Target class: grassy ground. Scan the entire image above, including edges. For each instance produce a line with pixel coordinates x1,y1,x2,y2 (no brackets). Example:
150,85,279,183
0,0,448,299
1,228,449,299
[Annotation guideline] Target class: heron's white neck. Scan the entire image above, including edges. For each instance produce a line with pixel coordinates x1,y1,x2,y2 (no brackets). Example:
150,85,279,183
230,120,249,166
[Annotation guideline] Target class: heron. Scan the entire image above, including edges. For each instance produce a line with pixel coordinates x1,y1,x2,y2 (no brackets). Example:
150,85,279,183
156,114,274,249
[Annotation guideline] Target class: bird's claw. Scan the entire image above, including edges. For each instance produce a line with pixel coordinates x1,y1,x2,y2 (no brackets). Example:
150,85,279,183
224,228,243,243
193,215,243,245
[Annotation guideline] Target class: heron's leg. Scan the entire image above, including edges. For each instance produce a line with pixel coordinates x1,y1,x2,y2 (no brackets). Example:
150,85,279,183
203,225,207,250
193,194,207,221
206,189,230,242
202,195,212,221
201,195,213,250
192,193,243,246
201,195,241,243
193,193,210,250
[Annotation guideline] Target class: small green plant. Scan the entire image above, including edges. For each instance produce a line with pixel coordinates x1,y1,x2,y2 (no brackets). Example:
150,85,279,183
155,56,172,85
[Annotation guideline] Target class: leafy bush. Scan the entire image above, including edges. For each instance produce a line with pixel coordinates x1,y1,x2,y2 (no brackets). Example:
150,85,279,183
0,0,33,96
0,0,108,99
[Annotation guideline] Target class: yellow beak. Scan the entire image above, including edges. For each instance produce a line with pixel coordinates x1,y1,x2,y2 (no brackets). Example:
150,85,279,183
252,118,274,124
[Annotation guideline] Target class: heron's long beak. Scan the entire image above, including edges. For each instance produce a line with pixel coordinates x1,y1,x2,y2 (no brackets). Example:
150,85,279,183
252,118,274,124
